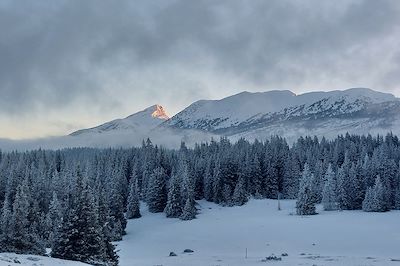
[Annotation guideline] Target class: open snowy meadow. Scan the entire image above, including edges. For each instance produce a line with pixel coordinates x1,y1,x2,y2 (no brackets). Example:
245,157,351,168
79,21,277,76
1,198,399,266
117,199,400,266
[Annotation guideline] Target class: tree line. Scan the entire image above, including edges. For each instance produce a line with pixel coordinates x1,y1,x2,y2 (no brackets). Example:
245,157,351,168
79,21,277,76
0,133,399,264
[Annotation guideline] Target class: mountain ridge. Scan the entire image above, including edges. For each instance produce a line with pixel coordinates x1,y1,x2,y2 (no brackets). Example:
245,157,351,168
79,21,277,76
66,87,400,147
70,104,169,136
164,88,398,133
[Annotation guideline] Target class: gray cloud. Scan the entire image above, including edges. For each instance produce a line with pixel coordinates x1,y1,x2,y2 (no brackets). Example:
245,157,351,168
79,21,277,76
1,0,400,137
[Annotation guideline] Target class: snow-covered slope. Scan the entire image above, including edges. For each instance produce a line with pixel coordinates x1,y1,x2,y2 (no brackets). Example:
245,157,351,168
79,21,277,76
60,104,215,150
164,88,400,140
0,253,88,266
165,88,396,132
70,104,169,136
117,199,400,266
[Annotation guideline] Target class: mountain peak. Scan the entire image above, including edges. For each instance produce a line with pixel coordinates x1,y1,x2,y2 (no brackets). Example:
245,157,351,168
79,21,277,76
70,104,170,136
150,104,170,120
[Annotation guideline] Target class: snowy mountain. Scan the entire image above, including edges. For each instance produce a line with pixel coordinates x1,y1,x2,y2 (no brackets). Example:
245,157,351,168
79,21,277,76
5,88,397,151
164,88,400,141
70,104,170,136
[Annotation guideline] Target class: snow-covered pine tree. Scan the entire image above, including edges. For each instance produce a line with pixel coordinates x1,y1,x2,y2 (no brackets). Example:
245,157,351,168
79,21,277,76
222,184,233,206
52,174,115,265
2,180,45,255
97,185,119,265
371,176,387,212
45,192,63,248
203,160,214,202
249,154,263,197
180,198,196,221
336,161,358,210
395,189,400,210
362,176,388,212
164,174,183,218
232,177,248,206
296,163,317,215
126,178,141,219
282,153,301,199
108,174,127,240
0,196,12,252
147,167,167,213
322,164,338,211
362,187,374,212
212,159,223,203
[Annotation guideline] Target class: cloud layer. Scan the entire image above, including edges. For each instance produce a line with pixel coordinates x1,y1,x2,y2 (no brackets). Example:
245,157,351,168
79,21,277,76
1,0,400,138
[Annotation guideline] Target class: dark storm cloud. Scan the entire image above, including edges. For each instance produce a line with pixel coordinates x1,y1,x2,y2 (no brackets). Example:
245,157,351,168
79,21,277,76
1,0,400,116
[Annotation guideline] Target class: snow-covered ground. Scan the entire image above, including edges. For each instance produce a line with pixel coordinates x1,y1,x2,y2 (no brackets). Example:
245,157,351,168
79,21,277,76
0,253,88,266
1,199,399,266
118,199,400,266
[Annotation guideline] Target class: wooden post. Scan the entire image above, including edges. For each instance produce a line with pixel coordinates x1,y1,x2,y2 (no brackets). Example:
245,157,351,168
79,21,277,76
278,192,281,211
245,248,248,259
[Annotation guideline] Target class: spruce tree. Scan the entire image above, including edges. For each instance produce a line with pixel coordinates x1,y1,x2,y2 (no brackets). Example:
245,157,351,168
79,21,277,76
296,163,317,215
394,189,400,210
222,184,233,206
232,178,248,206
1,181,45,255
322,164,338,211
97,186,119,265
180,198,196,221
147,167,167,213
371,176,387,212
0,197,12,252
52,175,115,265
362,187,374,212
203,161,214,202
362,176,388,212
46,192,63,248
164,175,183,218
126,179,141,219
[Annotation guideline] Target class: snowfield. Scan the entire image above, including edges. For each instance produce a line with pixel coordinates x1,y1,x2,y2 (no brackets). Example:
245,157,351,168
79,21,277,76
118,199,400,266
0,253,88,265
1,199,399,266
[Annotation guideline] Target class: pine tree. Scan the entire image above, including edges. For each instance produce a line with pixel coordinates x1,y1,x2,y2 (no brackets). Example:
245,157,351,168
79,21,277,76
232,178,248,206
322,164,338,211
203,161,214,202
212,160,223,203
282,154,301,199
126,179,141,219
147,167,167,213
296,163,317,215
222,184,233,206
371,176,387,212
0,181,45,255
52,175,115,265
46,192,63,248
362,187,374,212
180,198,196,221
362,176,388,212
97,186,119,265
0,197,12,252
394,189,400,210
164,175,183,218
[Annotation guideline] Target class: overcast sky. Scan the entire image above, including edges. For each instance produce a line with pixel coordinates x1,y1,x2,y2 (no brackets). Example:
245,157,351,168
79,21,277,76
1,0,400,139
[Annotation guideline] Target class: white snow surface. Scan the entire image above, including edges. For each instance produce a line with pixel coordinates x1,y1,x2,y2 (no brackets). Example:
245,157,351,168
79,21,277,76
118,199,400,266
0,253,88,266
